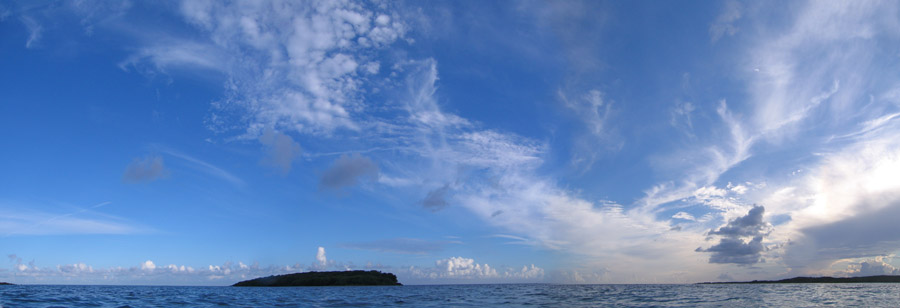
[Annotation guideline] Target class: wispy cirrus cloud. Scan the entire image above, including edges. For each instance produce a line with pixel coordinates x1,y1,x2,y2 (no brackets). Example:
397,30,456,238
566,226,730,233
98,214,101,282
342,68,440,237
0,202,148,236
155,147,244,187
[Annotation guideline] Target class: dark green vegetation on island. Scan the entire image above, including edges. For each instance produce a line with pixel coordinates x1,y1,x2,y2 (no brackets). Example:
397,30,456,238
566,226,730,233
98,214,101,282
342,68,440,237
701,275,900,284
233,270,402,287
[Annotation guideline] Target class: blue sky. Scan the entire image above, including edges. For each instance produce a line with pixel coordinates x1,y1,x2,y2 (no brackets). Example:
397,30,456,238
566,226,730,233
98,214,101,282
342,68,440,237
2,0,900,285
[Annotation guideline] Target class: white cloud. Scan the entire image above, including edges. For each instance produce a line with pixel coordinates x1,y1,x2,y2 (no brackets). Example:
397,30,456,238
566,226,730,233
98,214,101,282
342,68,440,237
164,0,408,137
709,0,742,42
836,257,900,277
316,247,327,266
770,130,900,272
119,41,228,75
435,257,497,278
389,60,722,283
672,212,696,221
727,182,748,195
558,88,618,169
0,202,146,236
560,89,610,137
158,147,244,187
19,15,42,48
141,260,156,271
402,256,544,282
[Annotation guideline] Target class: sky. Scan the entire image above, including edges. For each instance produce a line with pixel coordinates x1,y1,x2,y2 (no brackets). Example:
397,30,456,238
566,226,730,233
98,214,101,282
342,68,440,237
1,0,900,286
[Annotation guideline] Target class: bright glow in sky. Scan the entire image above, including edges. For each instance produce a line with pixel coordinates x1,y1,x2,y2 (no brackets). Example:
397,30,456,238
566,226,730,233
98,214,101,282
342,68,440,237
2,0,900,285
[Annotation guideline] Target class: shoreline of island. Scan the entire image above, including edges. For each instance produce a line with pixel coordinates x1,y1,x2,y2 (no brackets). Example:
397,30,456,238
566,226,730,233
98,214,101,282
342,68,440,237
700,275,900,284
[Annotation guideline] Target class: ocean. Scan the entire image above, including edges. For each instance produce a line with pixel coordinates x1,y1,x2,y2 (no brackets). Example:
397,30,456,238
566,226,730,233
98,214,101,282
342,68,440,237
2,283,900,307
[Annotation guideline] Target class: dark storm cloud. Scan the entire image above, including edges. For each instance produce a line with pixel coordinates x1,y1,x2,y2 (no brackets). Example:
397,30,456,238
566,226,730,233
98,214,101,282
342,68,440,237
319,154,379,189
708,205,768,237
784,195,900,270
697,205,771,265
696,236,765,264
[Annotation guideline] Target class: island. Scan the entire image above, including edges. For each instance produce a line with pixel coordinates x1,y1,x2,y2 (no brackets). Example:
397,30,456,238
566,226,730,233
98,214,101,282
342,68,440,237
0,282,13,285
701,275,900,284
233,270,402,287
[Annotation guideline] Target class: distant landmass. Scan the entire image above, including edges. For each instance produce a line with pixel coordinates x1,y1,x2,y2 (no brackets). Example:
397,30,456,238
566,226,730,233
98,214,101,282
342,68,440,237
233,270,402,287
0,282,13,285
701,275,900,284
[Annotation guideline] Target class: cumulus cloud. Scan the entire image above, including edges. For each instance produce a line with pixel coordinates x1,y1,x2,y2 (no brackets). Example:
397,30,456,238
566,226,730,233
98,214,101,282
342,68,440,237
403,256,544,283
708,206,770,238
141,260,156,271
697,206,771,265
122,155,169,183
0,257,310,285
258,129,302,174
319,154,379,190
58,263,93,275
316,247,327,267
839,257,900,277
436,257,497,278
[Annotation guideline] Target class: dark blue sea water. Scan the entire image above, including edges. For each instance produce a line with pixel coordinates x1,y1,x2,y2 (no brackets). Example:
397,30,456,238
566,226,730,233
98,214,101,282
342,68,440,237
2,283,900,307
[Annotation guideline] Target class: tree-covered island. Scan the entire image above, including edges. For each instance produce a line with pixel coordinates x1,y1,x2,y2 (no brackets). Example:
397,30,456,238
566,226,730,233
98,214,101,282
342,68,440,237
233,270,402,287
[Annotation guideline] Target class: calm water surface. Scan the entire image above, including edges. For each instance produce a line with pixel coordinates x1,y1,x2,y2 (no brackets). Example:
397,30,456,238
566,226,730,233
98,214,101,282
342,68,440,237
2,283,900,307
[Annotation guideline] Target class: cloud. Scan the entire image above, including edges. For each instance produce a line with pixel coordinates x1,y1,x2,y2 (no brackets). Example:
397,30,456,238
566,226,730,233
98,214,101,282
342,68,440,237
672,212,696,221
0,202,146,236
140,260,156,271
258,129,302,174
122,155,169,183
697,206,771,265
560,89,610,137
401,256,544,283
319,154,379,190
342,238,453,255
435,257,497,278
19,15,42,48
709,0,742,42
384,59,723,282
839,257,900,277
421,184,450,211
316,247,327,266
169,1,408,137
707,206,770,238
158,148,244,187
1,257,308,285
558,88,618,169
697,236,765,265
764,123,900,273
